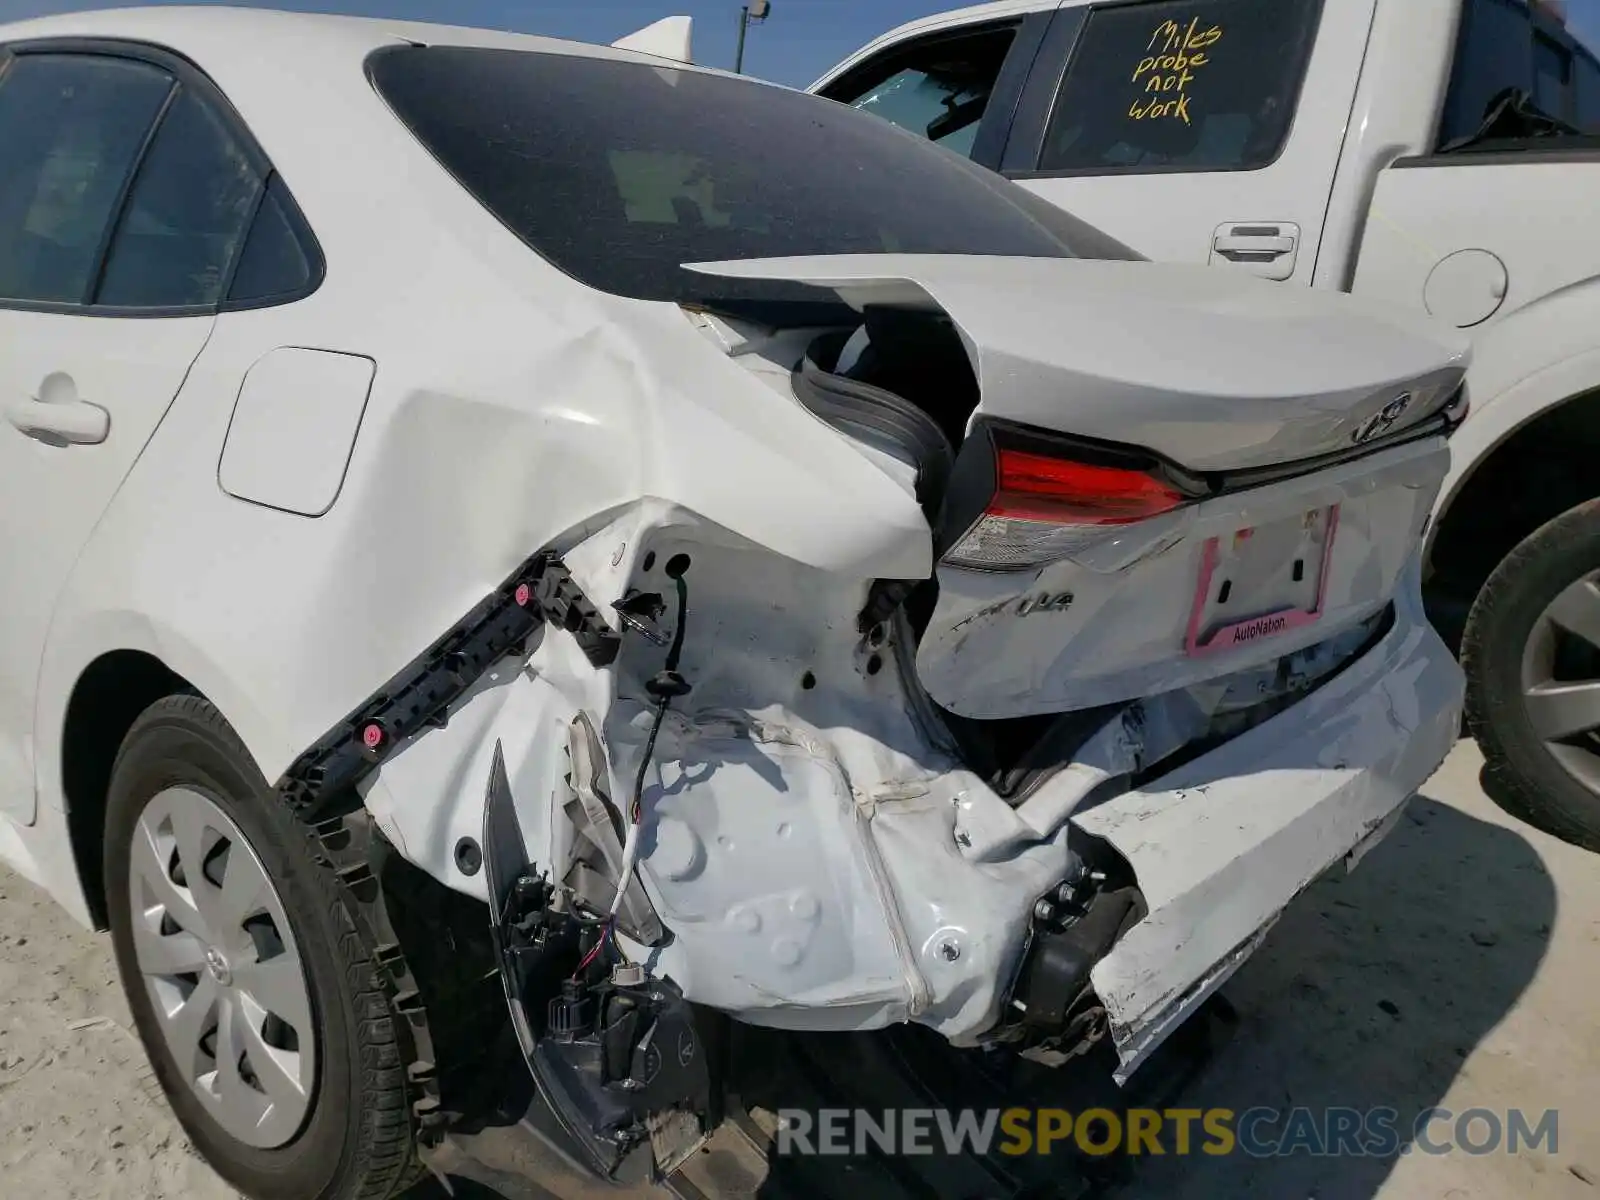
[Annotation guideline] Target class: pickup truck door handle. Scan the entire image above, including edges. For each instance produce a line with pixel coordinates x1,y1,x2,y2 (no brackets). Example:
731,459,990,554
6,374,110,446
1214,234,1295,256
1210,223,1301,281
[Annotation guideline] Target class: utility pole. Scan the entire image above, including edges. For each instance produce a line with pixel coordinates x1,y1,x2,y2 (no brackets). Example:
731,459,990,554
734,0,771,74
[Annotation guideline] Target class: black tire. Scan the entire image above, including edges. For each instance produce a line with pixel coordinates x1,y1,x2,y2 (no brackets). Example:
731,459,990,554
104,695,421,1199
1463,498,1600,851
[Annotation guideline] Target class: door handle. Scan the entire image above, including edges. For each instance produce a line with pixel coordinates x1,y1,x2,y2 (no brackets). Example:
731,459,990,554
6,373,109,445
1210,222,1301,282
1213,234,1295,259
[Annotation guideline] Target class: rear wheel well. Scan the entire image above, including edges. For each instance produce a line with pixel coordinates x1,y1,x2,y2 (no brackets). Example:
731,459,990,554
1428,391,1600,646
62,651,190,929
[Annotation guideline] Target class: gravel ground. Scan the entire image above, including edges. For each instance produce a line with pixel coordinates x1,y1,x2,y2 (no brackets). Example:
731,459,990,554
0,739,1595,1199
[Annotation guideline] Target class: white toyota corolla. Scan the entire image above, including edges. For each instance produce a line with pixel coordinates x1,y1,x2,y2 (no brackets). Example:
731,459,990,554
0,7,1467,1197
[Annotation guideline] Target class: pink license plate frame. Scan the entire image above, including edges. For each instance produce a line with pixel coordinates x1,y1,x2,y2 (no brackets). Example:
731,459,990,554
1184,505,1341,658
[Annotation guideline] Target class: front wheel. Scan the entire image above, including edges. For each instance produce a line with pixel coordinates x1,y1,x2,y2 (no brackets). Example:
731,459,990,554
104,695,420,1199
1463,498,1600,852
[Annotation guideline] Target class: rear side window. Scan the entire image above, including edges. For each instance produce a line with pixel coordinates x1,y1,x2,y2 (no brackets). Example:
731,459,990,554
97,87,262,308
1438,0,1600,149
1036,0,1323,174
226,176,319,306
822,26,1018,159
0,53,173,304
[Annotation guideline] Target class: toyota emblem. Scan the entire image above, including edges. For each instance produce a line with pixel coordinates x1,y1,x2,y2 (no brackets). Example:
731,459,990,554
1351,394,1413,445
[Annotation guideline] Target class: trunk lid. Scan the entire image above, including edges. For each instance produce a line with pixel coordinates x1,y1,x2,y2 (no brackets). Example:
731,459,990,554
685,254,1468,471
686,254,1468,719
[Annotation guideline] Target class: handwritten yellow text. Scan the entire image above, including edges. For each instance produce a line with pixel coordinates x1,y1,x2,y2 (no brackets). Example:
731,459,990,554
1129,17,1223,125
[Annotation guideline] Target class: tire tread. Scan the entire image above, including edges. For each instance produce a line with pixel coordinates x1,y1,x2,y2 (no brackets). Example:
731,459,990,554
1462,497,1600,852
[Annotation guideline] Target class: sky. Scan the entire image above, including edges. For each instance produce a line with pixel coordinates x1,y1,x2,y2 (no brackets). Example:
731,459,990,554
0,0,946,87
4,0,1600,91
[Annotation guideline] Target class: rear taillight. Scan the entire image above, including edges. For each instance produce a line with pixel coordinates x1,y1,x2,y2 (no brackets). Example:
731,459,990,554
945,446,1187,572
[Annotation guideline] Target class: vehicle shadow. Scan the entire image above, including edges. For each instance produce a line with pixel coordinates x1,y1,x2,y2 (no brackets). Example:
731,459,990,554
746,793,1554,1200
406,1181,521,1200
1104,791,1555,1200
1477,759,1600,856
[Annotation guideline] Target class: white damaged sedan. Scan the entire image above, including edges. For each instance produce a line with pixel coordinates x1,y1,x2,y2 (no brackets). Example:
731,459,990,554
0,8,1465,1197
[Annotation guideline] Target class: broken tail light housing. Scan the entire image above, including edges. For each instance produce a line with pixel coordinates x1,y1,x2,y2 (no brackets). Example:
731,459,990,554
940,422,1200,572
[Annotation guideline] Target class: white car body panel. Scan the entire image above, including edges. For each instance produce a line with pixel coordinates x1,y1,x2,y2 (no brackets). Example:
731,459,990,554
0,310,214,824
688,254,1469,470
217,348,377,517
0,6,1467,1088
920,437,1446,716
1075,564,1460,1078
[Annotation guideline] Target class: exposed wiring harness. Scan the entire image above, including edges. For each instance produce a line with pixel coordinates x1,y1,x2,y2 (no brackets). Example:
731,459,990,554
594,557,692,966
572,916,614,977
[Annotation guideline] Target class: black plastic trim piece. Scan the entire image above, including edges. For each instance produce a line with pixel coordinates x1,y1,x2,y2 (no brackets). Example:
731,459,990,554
1394,145,1600,167
83,72,181,306
277,550,620,819
303,807,451,1142
970,12,1053,172
792,336,955,514
1210,392,1464,493
272,551,619,1148
1000,5,1087,175
0,36,326,316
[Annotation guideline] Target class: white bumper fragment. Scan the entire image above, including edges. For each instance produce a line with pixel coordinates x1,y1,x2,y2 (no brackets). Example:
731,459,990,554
1073,572,1463,1082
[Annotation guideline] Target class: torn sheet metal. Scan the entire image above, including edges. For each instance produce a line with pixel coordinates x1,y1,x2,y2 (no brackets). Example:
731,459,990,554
1073,576,1463,1082
373,504,1461,1067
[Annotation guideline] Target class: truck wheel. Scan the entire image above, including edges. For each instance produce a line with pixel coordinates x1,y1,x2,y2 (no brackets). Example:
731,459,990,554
103,695,420,1199
1463,499,1600,851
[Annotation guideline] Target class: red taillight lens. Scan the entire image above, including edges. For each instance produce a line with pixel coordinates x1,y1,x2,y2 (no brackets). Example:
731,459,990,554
988,449,1185,525
944,444,1191,571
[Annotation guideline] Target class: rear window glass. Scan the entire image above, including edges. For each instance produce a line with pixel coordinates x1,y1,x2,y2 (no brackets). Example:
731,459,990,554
368,45,1134,314
1036,0,1323,175
1438,0,1600,149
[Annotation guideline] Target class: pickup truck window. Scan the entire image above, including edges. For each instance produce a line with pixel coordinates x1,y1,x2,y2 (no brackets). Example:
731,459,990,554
1034,0,1322,175
1439,0,1600,149
820,25,1018,160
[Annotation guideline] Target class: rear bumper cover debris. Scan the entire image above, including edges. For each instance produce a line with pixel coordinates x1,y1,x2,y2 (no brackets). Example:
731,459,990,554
1072,569,1462,1081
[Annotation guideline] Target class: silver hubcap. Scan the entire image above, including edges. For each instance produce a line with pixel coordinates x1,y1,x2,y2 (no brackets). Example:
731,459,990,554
1522,572,1600,795
129,787,316,1148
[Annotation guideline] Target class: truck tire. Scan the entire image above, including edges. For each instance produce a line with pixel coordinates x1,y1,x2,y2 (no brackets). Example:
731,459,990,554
1463,499,1600,851
103,695,421,1199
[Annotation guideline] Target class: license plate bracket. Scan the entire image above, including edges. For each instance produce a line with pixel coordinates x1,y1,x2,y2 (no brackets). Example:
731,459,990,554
1185,505,1340,657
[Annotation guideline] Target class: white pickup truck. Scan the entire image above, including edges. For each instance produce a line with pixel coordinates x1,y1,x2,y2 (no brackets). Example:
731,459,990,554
816,0,1600,851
